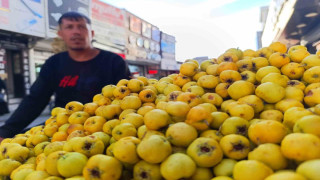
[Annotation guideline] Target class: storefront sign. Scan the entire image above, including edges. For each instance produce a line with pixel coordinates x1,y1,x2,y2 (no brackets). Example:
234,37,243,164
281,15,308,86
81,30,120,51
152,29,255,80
142,22,151,38
161,32,176,55
91,0,126,46
129,15,142,34
0,0,45,37
47,0,90,30
151,27,160,42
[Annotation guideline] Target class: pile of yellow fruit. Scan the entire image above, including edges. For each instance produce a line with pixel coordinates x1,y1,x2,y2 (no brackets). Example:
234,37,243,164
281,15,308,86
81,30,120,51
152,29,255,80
1,42,320,180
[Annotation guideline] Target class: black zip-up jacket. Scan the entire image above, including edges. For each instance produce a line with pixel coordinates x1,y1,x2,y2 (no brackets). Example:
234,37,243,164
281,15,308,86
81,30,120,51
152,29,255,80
0,50,130,138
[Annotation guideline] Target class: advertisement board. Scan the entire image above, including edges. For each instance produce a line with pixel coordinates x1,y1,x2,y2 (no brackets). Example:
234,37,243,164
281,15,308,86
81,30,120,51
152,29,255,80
142,21,151,38
91,0,126,46
0,0,45,37
47,0,90,30
161,32,176,55
151,26,160,42
129,15,141,34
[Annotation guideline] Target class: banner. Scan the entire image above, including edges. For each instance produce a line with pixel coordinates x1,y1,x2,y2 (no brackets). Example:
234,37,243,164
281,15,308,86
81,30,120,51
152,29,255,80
0,0,45,37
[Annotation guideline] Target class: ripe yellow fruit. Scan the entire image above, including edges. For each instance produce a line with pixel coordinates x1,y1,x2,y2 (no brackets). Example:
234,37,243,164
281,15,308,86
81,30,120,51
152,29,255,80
265,171,306,180
190,167,213,180
137,135,172,164
144,109,170,130
255,82,285,103
296,159,320,180
227,81,255,100
281,62,305,80
113,137,140,164
160,153,196,180
83,154,122,180
166,122,197,147
269,41,287,53
220,117,249,136
293,115,320,137
255,66,280,82
281,133,320,161
187,137,223,167
180,62,198,77
248,143,287,170
233,160,273,180
219,134,250,160
248,120,288,145
260,110,283,121
133,160,161,180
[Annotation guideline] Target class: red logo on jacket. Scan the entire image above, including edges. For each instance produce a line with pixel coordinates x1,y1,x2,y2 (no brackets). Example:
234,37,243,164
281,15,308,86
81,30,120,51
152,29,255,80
59,75,79,87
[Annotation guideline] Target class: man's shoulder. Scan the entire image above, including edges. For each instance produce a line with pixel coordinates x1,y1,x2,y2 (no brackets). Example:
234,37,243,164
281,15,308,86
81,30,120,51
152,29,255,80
46,51,68,63
98,49,123,61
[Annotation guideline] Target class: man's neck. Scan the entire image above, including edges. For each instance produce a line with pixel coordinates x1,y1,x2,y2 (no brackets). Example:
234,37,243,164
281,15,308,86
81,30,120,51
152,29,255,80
68,47,100,62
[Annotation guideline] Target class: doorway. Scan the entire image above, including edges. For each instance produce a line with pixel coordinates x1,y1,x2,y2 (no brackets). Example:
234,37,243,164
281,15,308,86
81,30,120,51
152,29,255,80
6,50,25,98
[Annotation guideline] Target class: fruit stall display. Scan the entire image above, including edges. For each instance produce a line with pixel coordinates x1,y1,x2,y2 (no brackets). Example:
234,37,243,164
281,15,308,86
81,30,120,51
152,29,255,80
1,42,320,180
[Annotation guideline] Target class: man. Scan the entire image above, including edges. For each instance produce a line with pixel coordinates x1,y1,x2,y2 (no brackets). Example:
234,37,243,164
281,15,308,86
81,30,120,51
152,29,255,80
0,12,130,140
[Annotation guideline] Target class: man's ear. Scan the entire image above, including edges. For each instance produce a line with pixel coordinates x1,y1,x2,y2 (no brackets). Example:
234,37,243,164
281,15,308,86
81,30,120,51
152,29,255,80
57,29,62,38
91,30,95,38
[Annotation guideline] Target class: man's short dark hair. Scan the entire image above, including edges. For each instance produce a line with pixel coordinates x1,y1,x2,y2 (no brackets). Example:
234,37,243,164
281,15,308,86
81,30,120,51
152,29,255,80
58,11,91,25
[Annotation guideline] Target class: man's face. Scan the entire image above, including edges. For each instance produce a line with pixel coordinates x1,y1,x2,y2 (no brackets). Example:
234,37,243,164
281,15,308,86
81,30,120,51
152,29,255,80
58,18,93,51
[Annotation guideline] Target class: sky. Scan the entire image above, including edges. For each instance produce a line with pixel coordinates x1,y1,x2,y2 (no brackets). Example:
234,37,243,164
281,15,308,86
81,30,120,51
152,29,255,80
102,0,271,61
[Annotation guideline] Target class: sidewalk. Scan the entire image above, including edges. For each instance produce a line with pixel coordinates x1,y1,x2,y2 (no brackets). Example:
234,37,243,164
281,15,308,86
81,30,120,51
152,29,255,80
0,103,51,129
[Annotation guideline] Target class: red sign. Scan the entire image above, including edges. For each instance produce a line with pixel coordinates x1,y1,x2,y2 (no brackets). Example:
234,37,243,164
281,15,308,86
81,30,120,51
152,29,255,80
148,70,158,74
91,0,124,27
116,53,126,59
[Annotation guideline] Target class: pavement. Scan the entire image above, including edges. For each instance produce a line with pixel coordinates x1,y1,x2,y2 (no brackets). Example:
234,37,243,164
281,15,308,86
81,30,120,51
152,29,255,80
0,102,51,130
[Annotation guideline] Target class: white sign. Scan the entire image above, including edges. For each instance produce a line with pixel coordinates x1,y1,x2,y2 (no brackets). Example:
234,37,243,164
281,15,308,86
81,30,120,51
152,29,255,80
0,0,45,37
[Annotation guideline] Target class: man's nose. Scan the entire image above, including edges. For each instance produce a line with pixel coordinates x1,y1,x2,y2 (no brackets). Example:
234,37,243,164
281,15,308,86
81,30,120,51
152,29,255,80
71,27,82,34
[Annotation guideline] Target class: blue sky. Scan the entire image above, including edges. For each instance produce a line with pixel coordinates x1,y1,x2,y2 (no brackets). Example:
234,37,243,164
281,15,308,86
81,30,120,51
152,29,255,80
101,0,271,61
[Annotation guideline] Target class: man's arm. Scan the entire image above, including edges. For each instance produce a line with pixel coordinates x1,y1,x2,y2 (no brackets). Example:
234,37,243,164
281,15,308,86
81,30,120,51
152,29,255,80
0,59,55,138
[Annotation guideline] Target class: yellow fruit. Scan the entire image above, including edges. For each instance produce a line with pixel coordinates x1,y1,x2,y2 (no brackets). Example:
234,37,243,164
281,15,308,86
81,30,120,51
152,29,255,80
252,57,269,71
186,105,212,130
261,73,289,87
200,59,216,71
190,167,213,180
160,153,196,180
44,141,65,156
220,70,242,83
197,75,220,89
287,80,306,91
275,98,304,112
283,107,313,130
219,134,250,160
281,62,305,80
293,115,320,137
137,135,172,164
25,171,50,180
228,81,255,100
238,95,264,113
138,89,156,103
0,159,21,176
206,64,219,76
200,130,223,142
269,41,287,53
83,154,122,180
281,133,320,161
187,137,223,167
304,88,320,107
268,52,290,68
260,110,283,121
133,160,161,180
137,76,149,85
213,158,237,177
65,101,84,114
255,82,285,103
236,58,253,72
113,137,140,164
201,93,223,107
303,66,320,84
228,103,255,121
121,113,144,128
166,122,197,147
220,117,249,136
301,54,320,69
72,136,105,157
173,74,191,87
211,176,233,180
243,49,257,57
285,87,304,102
120,95,142,110
248,120,288,145
68,111,90,124
127,79,144,93
180,62,198,77
265,171,306,180
248,143,287,170
144,109,170,130
233,160,273,180
45,151,67,176
51,107,66,117
217,52,238,63
84,116,106,134
288,45,310,63
255,66,280,82
112,123,137,140
113,86,130,99
193,71,207,81
216,62,238,75
210,112,230,129
296,159,320,180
